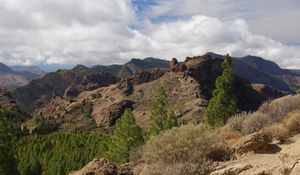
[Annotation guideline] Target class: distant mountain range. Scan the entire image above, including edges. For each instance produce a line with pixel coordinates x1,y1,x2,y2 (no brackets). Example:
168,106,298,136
0,63,45,90
9,53,300,113
12,57,169,113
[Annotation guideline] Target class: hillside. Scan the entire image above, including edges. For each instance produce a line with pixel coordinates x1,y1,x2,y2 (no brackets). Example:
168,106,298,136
68,94,300,175
207,52,299,92
30,55,287,132
13,58,169,113
0,63,44,90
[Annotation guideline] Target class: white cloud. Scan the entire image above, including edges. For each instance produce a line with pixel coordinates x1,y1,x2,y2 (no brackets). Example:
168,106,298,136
135,15,300,69
0,0,299,69
146,0,300,43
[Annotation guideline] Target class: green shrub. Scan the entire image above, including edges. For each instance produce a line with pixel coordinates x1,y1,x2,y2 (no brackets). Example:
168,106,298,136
143,123,220,165
32,118,59,134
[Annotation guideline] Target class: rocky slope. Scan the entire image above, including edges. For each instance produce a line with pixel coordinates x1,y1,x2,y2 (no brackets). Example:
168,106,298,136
13,58,169,114
32,55,287,132
210,133,300,175
208,52,299,92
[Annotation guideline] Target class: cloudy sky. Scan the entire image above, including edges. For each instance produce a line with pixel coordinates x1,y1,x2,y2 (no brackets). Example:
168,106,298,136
0,0,300,68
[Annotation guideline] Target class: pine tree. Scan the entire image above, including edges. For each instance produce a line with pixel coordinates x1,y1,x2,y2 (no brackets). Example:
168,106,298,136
164,111,178,130
149,86,178,136
205,54,237,128
0,116,20,175
108,108,144,164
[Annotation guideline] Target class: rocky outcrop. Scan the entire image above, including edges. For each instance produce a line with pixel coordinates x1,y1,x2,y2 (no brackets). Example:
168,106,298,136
117,80,134,96
170,58,186,72
94,99,135,127
69,159,118,175
231,132,269,157
181,54,265,111
64,71,118,100
131,68,168,85
69,159,144,175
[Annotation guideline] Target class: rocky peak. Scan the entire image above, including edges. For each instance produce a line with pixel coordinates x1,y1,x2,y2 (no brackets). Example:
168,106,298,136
170,58,186,72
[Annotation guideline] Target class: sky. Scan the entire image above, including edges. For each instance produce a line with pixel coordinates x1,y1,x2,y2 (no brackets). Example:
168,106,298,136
0,0,300,69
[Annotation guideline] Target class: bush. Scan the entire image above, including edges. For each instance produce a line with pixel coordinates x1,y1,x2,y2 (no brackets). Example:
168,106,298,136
263,124,289,142
143,124,220,165
225,113,247,132
259,95,300,122
241,112,272,135
224,111,272,136
284,112,300,134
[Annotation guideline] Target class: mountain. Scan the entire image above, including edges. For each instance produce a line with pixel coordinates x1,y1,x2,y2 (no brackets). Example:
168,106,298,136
29,55,289,132
12,57,169,113
11,65,45,76
92,57,169,79
13,54,295,115
0,63,45,90
288,69,300,76
0,63,14,73
207,52,299,92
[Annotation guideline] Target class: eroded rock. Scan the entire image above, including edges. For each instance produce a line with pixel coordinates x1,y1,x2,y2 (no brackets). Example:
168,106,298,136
231,132,269,157
210,164,253,175
69,158,118,175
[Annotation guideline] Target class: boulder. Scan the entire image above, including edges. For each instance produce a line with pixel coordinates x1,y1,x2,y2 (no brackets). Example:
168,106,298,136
70,159,144,175
69,158,118,175
231,132,269,157
210,164,253,175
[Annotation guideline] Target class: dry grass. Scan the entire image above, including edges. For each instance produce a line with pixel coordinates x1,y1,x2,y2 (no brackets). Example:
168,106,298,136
259,94,300,122
223,95,300,143
284,111,300,134
241,112,272,135
224,112,272,136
